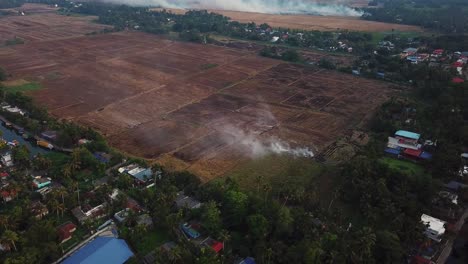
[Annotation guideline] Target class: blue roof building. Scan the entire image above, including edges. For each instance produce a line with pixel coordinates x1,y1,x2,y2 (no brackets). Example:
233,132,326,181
62,236,133,264
395,130,420,140
238,257,256,264
384,148,401,156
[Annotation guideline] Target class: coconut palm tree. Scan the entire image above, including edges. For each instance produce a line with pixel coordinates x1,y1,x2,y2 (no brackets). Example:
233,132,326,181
0,215,10,230
48,199,60,217
2,230,19,251
56,187,67,205
70,181,80,205
62,164,72,180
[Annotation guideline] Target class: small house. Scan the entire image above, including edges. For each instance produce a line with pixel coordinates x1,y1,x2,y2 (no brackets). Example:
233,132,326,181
421,214,446,242
93,152,112,164
57,222,77,244
127,167,153,183
1,190,17,202
180,223,201,239
114,209,129,223
33,177,51,189
30,201,49,219
136,214,153,228
174,192,202,210
202,237,224,254
1,152,13,167
72,203,107,224
41,131,57,141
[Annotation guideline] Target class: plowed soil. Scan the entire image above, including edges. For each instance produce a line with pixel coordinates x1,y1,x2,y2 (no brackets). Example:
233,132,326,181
0,13,396,181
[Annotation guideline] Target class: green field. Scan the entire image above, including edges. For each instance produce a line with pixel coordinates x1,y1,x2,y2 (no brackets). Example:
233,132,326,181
134,228,170,255
224,154,325,192
370,31,424,45
6,82,41,93
380,157,425,176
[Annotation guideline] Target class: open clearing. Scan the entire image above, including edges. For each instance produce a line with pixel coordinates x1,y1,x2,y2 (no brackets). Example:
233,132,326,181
0,4,110,44
0,13,396,182
152,8,422,32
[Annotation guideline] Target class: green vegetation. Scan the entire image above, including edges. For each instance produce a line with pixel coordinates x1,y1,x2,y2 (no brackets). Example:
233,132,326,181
5,82,41,93
380,157,425,177
132,228,170,255
5,37,25,46
200,63,218,70
0,67,6,81
225,154,324,192
260,46,303,63
364,0,468,33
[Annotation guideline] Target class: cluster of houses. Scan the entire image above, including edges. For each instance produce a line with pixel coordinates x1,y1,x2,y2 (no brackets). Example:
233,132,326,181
400,47,467,83
244,25,354,54
174,192,225,255
385,130,433,161
383,130,467,263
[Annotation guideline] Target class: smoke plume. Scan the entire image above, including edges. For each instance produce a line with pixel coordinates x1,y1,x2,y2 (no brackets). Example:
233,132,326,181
98,0,364,17
221,124,314,158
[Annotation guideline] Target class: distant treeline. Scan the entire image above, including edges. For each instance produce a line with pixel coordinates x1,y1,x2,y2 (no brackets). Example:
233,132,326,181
363,0,468,33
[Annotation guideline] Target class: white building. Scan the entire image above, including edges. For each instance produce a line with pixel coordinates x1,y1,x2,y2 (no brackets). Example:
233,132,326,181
1,152,13,167
421,214,446,242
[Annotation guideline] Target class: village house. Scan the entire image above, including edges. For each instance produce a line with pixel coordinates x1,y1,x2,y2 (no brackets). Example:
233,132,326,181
118,164,158,187
32,177,52,189
174,192,202,210
201,237,224,254
180,222,201,240
1,189,17,203
40,130,57,141
30,200,49,219
1,152,13,167
93,152,112,164
57,222,77,244
421,214,446,242
136,214,153,228
71,202,107,224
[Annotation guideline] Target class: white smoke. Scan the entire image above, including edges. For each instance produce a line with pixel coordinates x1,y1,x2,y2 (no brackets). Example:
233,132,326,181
97,0,364,17
221,124,314,158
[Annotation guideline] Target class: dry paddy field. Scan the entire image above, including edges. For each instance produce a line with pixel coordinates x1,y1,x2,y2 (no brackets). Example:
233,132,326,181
0,5,110,44
152,8,422,32
0,13,396,181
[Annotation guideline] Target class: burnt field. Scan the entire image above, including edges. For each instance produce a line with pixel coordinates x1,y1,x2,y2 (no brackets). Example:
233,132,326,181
0,27,395,181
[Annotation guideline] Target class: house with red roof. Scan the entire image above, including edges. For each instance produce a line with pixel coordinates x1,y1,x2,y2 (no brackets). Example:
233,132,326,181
433,49,444,56
202,237,224,253
453,61,464,68
0,172,9,179
1,189,17,202
58,222,77,243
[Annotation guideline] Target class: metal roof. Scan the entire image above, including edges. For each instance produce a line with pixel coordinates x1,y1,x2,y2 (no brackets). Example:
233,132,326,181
62,236,133,264
395,130,420,140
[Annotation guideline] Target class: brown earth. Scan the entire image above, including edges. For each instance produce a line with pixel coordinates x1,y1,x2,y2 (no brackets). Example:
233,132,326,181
0,8,110,44
0,13,396,182
152,7,422,32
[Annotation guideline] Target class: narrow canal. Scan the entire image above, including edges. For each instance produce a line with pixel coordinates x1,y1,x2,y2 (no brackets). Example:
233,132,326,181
0,122,49,156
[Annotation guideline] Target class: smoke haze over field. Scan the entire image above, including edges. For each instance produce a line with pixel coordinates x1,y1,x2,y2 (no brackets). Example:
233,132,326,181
98,0,364,16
